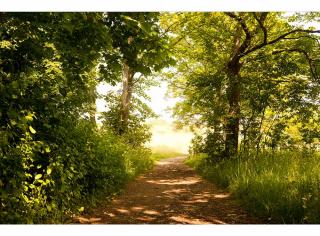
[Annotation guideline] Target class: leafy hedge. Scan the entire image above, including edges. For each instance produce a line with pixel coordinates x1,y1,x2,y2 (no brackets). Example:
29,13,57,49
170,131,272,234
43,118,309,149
0,118,153,223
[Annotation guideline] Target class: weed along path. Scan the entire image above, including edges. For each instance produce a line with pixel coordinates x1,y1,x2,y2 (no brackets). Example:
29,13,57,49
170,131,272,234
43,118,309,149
75,156,262,224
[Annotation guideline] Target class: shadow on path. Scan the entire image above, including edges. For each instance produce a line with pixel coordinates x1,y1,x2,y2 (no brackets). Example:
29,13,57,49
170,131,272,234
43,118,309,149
75,156,263,224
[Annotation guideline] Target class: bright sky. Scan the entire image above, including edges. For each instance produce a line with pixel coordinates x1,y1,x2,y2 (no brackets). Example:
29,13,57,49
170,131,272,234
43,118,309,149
96,80,194,154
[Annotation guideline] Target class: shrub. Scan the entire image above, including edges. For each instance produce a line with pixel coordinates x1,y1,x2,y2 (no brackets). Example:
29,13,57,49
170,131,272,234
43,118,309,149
0,118,153,223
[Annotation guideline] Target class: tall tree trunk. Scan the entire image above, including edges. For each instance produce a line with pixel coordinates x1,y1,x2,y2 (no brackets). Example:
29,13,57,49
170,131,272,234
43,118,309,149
225,61,241,157
119,59,134,134
224,26,242,157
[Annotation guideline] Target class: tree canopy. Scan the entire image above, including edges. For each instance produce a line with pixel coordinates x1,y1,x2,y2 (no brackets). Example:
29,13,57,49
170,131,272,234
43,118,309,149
162,12,320,158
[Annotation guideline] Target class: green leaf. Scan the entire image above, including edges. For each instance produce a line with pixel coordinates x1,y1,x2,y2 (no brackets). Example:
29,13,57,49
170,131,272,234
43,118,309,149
0,40,13,49
47,168,52,175
79,207,84,212
35,174,42,180
10,119,17,126
29,126,36,134
25,114,34,121
45,147,51,153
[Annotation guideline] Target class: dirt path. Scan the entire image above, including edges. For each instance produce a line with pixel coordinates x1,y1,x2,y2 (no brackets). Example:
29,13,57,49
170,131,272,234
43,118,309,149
76,156,263,224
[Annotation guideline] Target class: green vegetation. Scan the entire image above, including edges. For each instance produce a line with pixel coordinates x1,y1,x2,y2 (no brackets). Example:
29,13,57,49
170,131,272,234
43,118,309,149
2,12,320,224
163,12,320,158
186,151,320,223
1,122,153,223
0,13,171,223
164,12,320,224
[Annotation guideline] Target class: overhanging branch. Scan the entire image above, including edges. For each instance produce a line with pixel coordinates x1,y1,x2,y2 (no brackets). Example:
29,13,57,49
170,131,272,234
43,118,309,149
243,29,320,57
272,48,318,80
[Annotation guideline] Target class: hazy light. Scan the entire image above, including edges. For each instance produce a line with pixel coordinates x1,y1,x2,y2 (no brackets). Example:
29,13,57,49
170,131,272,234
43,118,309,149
96,80,193,153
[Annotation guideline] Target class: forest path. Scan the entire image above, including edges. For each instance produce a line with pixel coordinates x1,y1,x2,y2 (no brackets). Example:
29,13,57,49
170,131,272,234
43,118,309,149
75,156,263,224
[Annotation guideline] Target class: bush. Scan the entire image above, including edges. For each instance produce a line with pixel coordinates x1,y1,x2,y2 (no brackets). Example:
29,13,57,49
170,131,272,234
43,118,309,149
124,147,153,179
0,118,153,223
186,151,320,223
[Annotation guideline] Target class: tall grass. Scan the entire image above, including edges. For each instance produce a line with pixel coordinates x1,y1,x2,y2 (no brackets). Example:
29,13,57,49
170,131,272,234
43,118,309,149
186,151,320,223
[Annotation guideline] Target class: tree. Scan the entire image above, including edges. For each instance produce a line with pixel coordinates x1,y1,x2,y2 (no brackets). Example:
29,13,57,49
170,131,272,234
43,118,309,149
102,13,174,134
162,12,320,158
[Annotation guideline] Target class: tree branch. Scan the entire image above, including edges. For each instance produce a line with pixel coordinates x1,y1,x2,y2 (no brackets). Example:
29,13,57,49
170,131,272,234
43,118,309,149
243,29,320,57
283,35,320,47
169,22,207,48
225,12,252,57
272,48,318,80
253,12,268,44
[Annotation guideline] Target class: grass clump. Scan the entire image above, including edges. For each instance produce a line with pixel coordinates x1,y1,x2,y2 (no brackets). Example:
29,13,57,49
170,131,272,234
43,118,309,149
186,151,320,223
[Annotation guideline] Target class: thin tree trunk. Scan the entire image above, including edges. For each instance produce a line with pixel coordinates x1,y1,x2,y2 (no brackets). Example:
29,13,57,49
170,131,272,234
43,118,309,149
89,85,97,124
256,107,266,154
89,104,96,124
119,60,134,134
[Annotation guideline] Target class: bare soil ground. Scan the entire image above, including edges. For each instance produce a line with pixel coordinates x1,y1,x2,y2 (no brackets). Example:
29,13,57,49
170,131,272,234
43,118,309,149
75,156,264,224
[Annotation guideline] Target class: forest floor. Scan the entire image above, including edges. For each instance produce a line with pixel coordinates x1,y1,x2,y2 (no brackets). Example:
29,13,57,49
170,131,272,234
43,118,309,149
74,156,265,224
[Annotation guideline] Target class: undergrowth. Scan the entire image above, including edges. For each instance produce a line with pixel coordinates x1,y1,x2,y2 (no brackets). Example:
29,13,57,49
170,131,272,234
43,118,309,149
0,120,153,224
186,151,320,223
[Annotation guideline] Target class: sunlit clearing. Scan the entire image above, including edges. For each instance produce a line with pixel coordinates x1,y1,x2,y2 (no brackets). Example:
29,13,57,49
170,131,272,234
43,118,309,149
96,81,194,153
147,118,193,154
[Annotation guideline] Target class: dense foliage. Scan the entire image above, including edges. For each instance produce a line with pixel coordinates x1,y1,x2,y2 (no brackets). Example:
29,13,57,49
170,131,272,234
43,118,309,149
162,12,320,158
100,13,174,135
0,13,163,223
